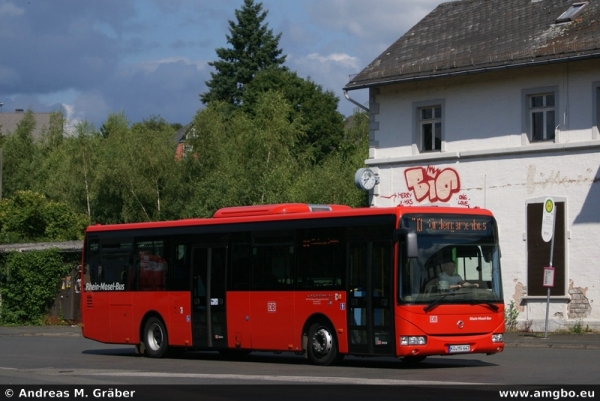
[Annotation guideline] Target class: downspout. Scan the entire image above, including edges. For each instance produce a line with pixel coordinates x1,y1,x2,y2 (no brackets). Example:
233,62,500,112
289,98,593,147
344,89,369,112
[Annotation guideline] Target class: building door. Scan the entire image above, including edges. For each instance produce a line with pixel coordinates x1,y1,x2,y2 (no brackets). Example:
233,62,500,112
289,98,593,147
191,246,228,348
347,241,394,355
527,201,565,295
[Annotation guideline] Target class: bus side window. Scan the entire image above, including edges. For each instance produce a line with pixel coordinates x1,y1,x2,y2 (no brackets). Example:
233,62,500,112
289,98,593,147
135,239,167,291
253,247,281,290
297,227,344,291
169,243,189,291
230,242,251,290
251,235,294,291
98,240,132,288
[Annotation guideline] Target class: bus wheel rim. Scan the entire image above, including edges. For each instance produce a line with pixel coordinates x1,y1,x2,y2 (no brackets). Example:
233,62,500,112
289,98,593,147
148,323,163,351
312,327,332,356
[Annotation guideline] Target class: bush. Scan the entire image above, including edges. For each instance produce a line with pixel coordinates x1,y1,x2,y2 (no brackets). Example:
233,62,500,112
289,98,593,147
0,249,70,325
505,300,519,332
0,190,87,243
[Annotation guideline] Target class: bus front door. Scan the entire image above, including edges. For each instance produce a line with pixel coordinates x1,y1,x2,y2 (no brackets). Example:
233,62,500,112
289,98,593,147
347,241,394,356
191,246,227,349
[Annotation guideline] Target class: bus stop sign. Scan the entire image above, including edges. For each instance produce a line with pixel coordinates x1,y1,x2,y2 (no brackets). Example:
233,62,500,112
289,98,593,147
541,197,555,243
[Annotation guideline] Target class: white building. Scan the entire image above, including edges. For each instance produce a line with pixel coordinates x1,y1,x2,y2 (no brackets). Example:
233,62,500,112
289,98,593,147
344,0,600,331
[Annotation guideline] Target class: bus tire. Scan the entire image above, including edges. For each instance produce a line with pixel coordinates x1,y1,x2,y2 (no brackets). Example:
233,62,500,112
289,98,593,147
307,321,339,366
143,317,169,358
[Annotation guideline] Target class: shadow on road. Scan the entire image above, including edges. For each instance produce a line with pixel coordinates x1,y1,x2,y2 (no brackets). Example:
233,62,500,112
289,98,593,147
81,346,497,370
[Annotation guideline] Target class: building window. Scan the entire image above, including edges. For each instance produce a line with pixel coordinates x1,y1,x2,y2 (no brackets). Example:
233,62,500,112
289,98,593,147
526,200,565,296
419,105,442,151
556,2,588,23
529,93,556,142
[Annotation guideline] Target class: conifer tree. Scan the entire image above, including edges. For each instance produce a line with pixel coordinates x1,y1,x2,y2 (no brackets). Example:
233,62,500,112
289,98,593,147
200,0,286,106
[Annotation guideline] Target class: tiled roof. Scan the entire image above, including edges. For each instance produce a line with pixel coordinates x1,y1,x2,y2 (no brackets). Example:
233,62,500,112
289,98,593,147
345,0,600,90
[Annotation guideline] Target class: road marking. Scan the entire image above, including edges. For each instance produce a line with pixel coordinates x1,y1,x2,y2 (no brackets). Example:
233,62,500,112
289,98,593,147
77,370,484,385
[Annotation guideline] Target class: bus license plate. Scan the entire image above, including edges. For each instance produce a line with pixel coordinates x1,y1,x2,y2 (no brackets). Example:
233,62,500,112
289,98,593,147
448,344,470,353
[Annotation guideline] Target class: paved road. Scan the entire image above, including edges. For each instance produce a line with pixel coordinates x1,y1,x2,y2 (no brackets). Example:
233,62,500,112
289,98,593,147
2,325,599,348
0,325,598,401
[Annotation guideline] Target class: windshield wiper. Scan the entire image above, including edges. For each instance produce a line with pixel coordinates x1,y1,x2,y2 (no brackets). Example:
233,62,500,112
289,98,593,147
468,300,499,312
423,292,460,312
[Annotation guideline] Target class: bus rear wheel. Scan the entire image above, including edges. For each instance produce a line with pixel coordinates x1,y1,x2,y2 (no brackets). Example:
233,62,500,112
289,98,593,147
143,317,169,358
307,321,340,366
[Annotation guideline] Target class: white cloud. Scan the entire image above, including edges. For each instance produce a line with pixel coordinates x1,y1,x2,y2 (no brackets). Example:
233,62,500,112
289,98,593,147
62,104,79,136
132,57,207,73
0,2,24,17
0,0,446,125
307,0,444,40
305,53,360,70
288,51,367,116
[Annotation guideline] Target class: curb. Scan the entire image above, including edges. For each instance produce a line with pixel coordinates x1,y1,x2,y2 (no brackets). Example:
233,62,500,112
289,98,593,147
505,342,600,350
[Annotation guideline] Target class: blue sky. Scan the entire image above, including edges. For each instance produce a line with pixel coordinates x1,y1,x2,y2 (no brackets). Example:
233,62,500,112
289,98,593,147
0,0,446,129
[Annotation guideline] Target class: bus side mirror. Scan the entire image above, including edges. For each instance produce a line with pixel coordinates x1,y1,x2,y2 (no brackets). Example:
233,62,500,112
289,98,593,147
406,232,418,259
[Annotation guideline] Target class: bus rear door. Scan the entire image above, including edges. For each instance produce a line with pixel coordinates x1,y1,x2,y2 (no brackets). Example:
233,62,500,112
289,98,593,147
191,246,228,349
347,241,394,356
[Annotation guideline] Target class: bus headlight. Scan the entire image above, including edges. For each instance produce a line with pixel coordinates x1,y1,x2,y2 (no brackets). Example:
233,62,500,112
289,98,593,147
492,334,504,343
400,336,427,346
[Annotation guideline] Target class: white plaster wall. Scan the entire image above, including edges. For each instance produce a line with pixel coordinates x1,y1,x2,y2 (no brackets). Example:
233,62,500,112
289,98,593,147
366,59,600,330
370,59,600,161
560,60,600,142
372,151,600,330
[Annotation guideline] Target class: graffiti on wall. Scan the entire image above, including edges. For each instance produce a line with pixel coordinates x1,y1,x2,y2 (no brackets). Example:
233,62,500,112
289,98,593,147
380,191,414,205
404,166,461,203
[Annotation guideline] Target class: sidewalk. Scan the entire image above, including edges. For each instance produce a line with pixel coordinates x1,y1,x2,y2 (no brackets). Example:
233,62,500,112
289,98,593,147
0,326,599,349
504,332,600,349
0,325,81,337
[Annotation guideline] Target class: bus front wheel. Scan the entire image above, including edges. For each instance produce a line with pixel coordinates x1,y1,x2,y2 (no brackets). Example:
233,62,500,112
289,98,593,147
307,321,340,366
143,317,169,358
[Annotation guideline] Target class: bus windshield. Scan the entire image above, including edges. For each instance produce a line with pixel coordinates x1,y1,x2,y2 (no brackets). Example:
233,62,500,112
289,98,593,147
399,214,503,305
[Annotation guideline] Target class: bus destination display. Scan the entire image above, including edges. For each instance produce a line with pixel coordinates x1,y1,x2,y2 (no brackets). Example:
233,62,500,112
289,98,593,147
402,215,493,235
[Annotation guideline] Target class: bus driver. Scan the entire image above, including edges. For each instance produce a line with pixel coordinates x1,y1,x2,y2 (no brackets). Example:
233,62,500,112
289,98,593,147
438,260,478,291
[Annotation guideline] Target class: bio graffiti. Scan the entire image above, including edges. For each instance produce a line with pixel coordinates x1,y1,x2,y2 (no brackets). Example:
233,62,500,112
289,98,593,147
404,166,461,203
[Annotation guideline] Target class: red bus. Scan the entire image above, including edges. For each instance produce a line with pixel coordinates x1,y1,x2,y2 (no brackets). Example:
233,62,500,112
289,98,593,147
80,203,504,365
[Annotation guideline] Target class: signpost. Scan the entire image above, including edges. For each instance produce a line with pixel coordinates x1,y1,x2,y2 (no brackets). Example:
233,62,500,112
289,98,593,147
543,266,555,288
541,197,556,338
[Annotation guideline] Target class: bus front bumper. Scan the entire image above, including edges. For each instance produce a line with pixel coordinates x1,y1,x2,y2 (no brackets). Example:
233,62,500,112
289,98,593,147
396,332,504,358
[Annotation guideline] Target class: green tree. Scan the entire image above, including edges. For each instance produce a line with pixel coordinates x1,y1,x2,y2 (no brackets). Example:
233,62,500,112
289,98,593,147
91,113,182,223
228,90,302,205
200,0,286,106
289,109,370,207
1,109,37,197
243,68,344,163
128,116,183,221
0,190,87,243
39,111,65,154
184,91,303,217
91,112,131,223
179,102,237,217
36,121,100,223
99,110,129,139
